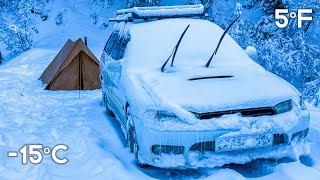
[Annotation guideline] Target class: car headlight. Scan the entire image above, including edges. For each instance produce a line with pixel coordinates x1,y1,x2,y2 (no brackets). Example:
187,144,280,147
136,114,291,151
273,100,292,114
155,111,179,122
299,96,307,110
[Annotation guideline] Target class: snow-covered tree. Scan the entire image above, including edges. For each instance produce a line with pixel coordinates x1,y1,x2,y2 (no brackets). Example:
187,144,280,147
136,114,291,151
0,0,46,53
208,0,320,105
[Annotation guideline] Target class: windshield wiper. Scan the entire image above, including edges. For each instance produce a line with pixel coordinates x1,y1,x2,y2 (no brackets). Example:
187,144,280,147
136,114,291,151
161,24,190,72
205,16,240,68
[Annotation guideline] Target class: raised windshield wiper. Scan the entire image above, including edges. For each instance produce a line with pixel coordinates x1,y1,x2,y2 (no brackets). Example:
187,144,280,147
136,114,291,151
205,15,240,67
161,24,190,72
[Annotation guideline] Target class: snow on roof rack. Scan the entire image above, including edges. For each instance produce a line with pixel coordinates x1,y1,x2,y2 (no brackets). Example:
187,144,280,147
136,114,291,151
109,4,205,22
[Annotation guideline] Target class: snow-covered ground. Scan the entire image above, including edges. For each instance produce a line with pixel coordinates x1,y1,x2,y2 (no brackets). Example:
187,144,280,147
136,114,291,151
1,0,320,179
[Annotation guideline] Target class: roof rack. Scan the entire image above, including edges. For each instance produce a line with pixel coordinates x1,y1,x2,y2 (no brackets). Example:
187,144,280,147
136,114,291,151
109,4,205,22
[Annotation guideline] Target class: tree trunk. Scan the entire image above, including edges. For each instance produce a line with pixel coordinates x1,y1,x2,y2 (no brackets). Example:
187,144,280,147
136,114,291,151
0,51,3,64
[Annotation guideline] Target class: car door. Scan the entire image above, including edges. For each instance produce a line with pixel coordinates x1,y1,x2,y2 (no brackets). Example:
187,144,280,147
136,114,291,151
108,34,130,123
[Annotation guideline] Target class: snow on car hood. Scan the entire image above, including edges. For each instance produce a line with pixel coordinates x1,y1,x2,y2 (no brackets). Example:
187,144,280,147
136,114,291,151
138,65,298,114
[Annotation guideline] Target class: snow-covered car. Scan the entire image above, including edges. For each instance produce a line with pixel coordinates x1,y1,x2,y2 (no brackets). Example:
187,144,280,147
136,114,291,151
100,5,310,168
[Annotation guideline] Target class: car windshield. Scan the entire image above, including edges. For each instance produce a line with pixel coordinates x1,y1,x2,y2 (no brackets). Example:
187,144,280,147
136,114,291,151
125,19,255,72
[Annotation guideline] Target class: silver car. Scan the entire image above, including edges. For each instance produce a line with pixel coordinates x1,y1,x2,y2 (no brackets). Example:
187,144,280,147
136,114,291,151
100,5,310,168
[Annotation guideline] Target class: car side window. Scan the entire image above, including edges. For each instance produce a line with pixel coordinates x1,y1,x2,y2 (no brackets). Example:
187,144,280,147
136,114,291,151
105,33,118,55
110,35,130,60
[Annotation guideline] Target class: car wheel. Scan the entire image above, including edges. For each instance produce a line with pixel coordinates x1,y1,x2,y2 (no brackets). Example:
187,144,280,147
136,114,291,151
126,106,148,168
103,91,114,117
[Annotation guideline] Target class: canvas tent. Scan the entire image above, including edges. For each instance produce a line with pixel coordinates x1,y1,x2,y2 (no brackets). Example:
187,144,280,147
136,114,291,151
40,38,101,90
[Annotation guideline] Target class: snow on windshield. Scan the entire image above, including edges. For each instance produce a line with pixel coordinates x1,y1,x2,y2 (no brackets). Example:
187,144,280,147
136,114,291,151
125,18,259,72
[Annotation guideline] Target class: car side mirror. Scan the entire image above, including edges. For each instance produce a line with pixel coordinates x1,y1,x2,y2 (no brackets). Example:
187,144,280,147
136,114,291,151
105,61,122,72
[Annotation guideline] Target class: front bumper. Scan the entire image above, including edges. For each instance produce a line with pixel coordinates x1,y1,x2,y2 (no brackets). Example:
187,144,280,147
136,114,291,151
134,112,310,168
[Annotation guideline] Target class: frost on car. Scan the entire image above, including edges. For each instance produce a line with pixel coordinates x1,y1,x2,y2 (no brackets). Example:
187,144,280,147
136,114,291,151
100,4,310,168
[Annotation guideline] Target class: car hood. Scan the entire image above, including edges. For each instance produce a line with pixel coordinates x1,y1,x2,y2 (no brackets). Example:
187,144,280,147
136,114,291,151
137,66,299,114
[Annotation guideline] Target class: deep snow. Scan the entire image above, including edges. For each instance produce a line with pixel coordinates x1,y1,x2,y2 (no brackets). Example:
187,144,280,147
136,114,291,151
1,0,320,179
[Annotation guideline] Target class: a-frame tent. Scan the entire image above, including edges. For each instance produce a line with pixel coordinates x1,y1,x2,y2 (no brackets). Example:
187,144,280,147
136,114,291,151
40,38,101,90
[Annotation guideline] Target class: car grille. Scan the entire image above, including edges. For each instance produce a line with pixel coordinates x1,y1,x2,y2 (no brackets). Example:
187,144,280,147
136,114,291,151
193,107,275,119
189,141,215,152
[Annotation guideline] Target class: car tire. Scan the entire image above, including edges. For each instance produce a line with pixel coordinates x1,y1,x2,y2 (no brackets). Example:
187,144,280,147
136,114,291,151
126,106,148,168
103,92,114,117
